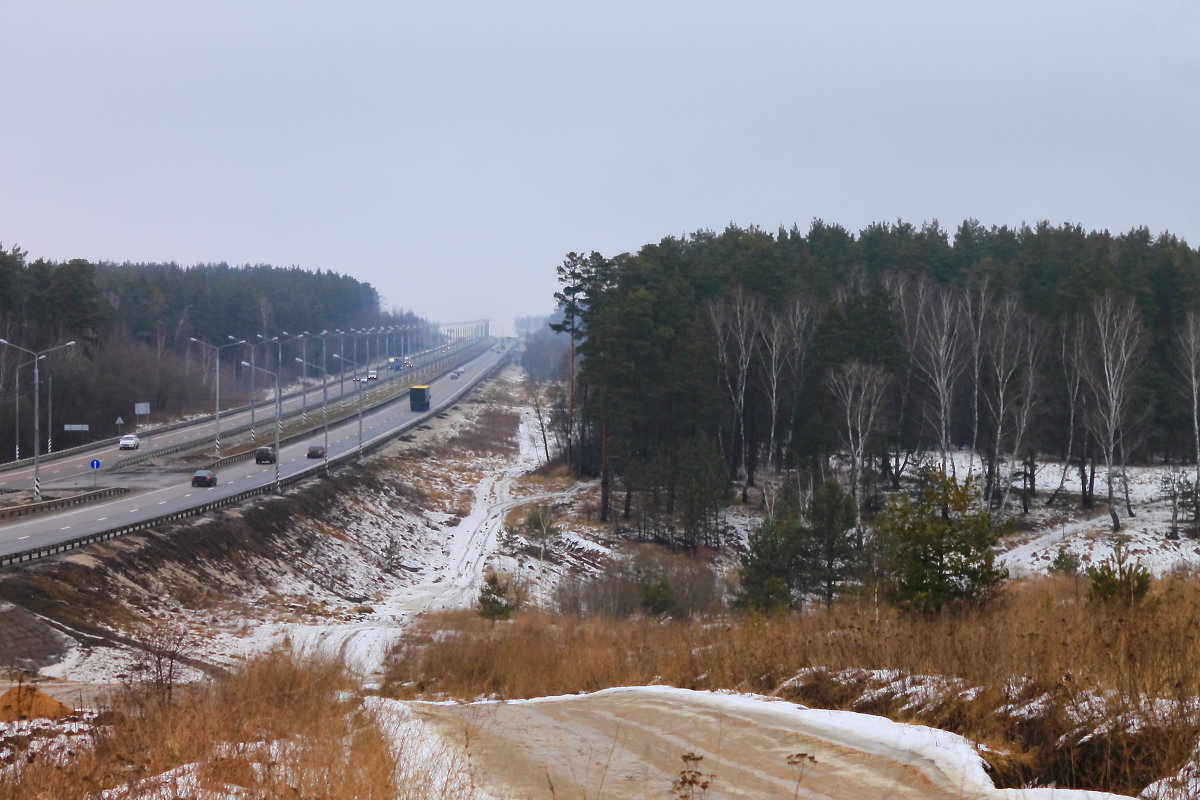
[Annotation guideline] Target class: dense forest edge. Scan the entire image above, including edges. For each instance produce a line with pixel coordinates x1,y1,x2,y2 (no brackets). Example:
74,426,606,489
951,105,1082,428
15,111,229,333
0,249,425,459
523,217,1200,553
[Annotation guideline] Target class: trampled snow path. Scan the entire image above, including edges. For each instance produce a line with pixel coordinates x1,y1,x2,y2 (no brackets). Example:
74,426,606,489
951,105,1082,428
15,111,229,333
397,478,595,615
271,407,565,677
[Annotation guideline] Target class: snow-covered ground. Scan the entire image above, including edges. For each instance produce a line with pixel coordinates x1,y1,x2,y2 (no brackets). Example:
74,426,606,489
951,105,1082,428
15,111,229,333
14,374,1200,798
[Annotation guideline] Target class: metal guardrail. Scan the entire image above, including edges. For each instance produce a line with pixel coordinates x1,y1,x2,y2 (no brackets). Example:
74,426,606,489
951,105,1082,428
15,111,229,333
0,342,503,568
0,487,131,520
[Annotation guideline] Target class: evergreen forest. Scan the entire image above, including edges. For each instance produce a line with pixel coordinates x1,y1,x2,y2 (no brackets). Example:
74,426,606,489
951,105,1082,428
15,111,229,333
0,248,418,461
544,219,1200,552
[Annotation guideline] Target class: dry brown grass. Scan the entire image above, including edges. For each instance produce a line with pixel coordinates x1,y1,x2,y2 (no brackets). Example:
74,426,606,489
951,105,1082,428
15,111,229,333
519,462,578,491
382,576,1200,794
443,408,520,458
0,648,470,800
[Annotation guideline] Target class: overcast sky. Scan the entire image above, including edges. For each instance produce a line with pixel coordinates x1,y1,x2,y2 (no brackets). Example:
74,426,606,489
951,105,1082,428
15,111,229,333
3,2,1198,335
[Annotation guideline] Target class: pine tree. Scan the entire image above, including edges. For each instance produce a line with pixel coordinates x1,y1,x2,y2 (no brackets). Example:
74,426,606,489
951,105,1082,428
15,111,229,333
877,469,1009,614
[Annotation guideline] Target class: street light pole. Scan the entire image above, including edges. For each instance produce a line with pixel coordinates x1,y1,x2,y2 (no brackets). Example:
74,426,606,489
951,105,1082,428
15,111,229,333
338,330,348,412
190,336,245,459
46,368,53,454
296,356,328,465
242,361,281,489
332,352,365,458
13,356,42,461
0,338,76,502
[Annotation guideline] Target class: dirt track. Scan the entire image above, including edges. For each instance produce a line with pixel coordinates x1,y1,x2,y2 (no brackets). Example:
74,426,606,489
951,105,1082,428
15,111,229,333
411,688,1001,800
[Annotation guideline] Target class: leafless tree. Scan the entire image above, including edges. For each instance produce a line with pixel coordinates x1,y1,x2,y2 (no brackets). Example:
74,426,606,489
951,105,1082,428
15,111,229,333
913,282,967,473
962,277,991,479
525,375,553,464
1176,310,1200,528
994,308,1043,517
708,288,762,501
881,272,927,488
1047,315,1088,506
757,297,812,475
1084,295,1145,531
827,360,890,544
982,294,1024,506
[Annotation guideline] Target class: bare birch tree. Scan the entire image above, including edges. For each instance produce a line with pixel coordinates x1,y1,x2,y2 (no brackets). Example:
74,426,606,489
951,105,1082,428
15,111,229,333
962,276,991,479
881,272,928,488
757,298,812,475
913,283,967,473
780,298,816,465
827,360,890,545
1047,315,1087,506
1177,310,1200,529
982,294,1024,506
1084,295,1145,531
709,288,762,501
995,312,1043,517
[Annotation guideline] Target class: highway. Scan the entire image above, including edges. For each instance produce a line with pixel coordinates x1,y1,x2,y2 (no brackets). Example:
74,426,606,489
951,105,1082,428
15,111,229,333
0,341,507,559
0,343,463,491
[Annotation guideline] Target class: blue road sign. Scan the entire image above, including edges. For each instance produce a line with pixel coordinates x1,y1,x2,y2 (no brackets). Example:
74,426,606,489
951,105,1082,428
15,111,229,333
90,459,101,470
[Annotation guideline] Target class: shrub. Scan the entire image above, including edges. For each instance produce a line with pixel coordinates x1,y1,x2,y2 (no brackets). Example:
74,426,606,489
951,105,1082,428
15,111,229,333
876,469,1009,614
1049,547,1082,577
1087,540,1151,607
478,572,519,620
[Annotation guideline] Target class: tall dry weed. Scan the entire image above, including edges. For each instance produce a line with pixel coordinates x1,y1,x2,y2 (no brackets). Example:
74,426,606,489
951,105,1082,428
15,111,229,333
383,575,1200,793
0,648,409,800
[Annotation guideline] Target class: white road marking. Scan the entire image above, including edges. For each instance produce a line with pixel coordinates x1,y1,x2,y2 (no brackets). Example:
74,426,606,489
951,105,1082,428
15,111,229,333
17,535,29,540
97,517,107,521
60,526,71,530
158,501,167,505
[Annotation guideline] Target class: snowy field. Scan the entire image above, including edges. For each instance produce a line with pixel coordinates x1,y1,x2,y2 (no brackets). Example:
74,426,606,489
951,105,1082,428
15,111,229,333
11,370,1200,798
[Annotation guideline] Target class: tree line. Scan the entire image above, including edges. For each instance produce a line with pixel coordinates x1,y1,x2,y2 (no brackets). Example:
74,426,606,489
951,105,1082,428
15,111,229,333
544,219,1200,556
0,246,415,461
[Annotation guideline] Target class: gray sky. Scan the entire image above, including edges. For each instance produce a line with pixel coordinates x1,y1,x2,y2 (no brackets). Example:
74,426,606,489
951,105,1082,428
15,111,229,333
3,2,1198,335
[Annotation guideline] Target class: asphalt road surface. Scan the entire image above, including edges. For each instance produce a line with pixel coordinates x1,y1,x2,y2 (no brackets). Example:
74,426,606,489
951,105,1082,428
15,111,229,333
0,344,506,558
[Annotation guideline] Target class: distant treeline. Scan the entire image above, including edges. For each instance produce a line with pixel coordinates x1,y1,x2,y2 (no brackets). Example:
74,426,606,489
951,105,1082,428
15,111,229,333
0,248,415,460
549,219,1200,545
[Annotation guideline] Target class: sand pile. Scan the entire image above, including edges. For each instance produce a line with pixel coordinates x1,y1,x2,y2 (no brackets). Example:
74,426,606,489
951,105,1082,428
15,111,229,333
0,684,73,721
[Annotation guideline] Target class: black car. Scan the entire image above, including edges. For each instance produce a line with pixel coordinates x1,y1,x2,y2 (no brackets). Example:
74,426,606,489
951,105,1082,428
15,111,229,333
306,445,327,459
191,469,217,487
255,446,277,464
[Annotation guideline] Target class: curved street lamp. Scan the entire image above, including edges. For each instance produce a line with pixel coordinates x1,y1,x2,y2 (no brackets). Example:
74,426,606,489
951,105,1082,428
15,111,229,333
0,338,76,502
241,361,281,489
190,336,245,459
247,334,279,440
296,356,328,465
332,352,365,458
13,355,44,461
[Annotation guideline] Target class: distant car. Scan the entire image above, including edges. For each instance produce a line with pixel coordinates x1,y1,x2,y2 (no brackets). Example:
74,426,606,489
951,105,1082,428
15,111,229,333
450,372,459,380
255,445,277,464
118,434,140,450
367,369,378,380
403,360,413,369
191,469,217,487
306,445,326,459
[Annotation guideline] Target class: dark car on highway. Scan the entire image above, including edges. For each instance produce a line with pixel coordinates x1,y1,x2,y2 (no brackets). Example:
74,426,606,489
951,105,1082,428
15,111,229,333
255,445,277,464
306,445,326,459
191,469,217,487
